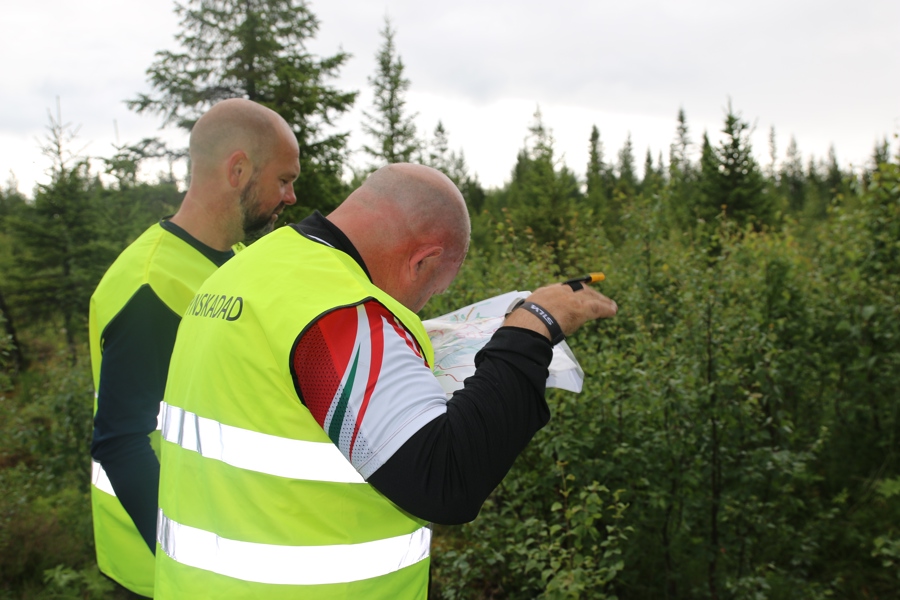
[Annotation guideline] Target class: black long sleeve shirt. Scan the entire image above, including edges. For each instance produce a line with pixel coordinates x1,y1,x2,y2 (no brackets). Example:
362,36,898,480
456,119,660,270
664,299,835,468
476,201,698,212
91,220,234,551
292,213,553,524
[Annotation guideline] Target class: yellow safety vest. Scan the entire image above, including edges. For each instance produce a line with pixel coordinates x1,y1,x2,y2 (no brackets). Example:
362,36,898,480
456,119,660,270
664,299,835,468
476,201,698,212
155,227,433,599
89,222,233,597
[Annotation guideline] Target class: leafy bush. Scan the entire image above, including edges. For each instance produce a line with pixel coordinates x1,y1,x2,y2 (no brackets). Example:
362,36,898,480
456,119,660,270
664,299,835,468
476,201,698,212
0,351,96,596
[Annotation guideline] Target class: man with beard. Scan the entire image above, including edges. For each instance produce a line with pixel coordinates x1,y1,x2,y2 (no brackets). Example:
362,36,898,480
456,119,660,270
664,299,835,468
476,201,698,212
88,98,299,598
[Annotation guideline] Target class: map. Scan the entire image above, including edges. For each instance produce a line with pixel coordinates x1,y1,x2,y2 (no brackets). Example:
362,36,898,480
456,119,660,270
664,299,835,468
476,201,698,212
423,291,585,396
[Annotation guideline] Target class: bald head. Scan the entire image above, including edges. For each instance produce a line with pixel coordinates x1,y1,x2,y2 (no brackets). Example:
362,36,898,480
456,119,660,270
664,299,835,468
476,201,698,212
328,163,471,311
189,98,291,177
171,98,300,252
354,163,470,258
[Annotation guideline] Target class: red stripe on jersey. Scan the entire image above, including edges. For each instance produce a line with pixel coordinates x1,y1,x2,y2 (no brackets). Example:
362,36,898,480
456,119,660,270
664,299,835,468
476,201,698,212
294,306,360,427
388,314,427,365
350,303,385,458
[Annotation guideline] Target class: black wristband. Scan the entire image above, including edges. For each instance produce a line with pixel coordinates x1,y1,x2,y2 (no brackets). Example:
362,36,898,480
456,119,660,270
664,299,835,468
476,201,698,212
515,301,565,346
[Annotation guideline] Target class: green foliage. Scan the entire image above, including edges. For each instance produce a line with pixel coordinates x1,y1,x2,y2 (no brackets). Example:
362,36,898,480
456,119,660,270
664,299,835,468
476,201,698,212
486,109,586,267
41,564,115,599
778,136,806,213
0,314,14,393
425,121,485,214
362,17,420,166
0,179,28,224
128,0,357,215
92,180,183,250
433,476,629,600
666,109,700,232
428,150,900,598
0,352,95,594
101,137,184,190
4,111,117,351
615,134,638,198
698,103,771,229
429,218,626,599
3,35,899,595
586,125,618,236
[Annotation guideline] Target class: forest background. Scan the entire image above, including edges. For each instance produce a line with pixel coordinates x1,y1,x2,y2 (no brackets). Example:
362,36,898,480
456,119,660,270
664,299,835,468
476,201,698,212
1,0,899,598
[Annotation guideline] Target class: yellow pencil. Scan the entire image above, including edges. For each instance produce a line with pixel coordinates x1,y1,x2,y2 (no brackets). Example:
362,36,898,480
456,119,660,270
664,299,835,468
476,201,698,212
563,272,605,290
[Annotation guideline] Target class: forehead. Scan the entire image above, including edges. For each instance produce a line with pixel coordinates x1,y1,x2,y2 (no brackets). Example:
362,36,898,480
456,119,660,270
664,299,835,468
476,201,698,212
264,134,300,174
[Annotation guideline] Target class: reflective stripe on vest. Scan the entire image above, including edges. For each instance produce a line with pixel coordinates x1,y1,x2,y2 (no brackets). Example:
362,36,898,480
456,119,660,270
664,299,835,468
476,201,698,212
91,404,165,498
160,402,365,484
88,223,230,598
157,510,431,586
92,460,115,496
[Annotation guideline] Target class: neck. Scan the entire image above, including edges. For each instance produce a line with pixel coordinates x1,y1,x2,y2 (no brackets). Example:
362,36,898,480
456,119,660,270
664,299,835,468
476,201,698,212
170,188,241,252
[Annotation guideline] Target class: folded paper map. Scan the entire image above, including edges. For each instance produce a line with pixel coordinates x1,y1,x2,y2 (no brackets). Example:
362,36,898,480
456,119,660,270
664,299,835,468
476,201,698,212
423,290,586,396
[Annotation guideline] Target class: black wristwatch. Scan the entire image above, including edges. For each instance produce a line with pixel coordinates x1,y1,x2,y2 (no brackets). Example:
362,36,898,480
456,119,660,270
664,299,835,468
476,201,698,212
505,298,566,346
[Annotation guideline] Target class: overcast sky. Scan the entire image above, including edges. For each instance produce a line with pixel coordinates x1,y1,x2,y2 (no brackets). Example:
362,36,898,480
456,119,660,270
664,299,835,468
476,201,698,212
3,0,899,197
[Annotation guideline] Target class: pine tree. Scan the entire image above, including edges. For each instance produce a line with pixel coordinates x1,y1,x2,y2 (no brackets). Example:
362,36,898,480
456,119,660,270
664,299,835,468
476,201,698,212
101,138,180,190
698,103,769,228
0,178,27,368
667,109,698,229
425,121,484,213
697,131,720,224
503,108,581,256
616,133,637,195
873,136,891,168
362,17,419,166
669,108,693,176
586,125,614,214
428,121,452,174
0,177,27,225
779,136,806,213
426,121,466,185
7,104,114,351
640,148,664,195
803,156,829,220
825,145,848,204
128,0,356,214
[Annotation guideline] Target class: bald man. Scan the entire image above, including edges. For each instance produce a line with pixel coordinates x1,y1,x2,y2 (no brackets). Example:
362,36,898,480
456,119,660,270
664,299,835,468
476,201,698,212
88,98,299,598
153,163,617,599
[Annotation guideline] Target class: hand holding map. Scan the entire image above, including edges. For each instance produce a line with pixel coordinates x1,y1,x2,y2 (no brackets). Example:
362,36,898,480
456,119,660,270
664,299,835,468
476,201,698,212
423,291,586,396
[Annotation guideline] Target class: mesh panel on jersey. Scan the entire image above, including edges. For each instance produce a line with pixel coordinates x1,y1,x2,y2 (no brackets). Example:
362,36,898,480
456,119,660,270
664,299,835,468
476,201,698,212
293,321,344,431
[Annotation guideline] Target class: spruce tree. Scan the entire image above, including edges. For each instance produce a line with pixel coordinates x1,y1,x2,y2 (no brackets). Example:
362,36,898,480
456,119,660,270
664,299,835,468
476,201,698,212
425,121,484,213
586,125,614,214
825,145,848,204
128,0,356,215
0,179,27,367
640,148,665,195
7,105,114,351
803,156,829,220
426,121,466,185
698,104,769,228
669,108,693,176
428,121,452,174
667,109,698,229
779,136,806,213
873,136,891,168
697,131,720,224
616,133,637,195
503,108,581,256
362,17,419,166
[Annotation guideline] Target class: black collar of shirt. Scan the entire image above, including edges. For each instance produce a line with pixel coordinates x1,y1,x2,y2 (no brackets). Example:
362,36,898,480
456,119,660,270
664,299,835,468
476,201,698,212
159,218,234,268
291,211,372,282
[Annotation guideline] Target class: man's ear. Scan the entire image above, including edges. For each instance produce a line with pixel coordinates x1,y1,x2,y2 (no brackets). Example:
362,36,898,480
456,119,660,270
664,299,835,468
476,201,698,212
408,245,443,281
226,150,251,189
